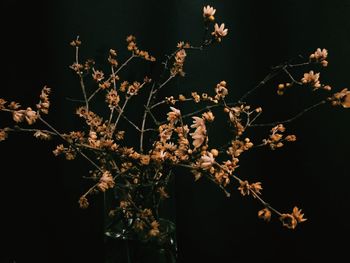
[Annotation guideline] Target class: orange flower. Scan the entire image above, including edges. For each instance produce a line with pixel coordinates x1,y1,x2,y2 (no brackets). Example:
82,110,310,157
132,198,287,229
258,208,272,222
292,207,307,223
97,171,115,192
280,213,298,229
78,196,89,209
238,180,250,196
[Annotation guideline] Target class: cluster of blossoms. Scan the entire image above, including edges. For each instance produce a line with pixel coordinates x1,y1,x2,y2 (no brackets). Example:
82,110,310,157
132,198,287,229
0,5,349,248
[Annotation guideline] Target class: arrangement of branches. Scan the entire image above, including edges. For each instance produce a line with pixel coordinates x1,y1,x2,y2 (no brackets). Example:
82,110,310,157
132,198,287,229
1,5,349,247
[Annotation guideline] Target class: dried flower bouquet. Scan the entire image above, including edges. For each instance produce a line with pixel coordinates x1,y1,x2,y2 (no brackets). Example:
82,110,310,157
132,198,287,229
1,5,349,248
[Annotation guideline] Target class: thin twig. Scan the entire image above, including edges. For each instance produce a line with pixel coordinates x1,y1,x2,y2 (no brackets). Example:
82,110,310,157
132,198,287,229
140,83,156,152
74,36,89,111
115,55,135,75
113,97,130,130
283,67,302,85
88,87,101,102
238,68,282,103
214,162,283,216
250,100,326,127
150,98,193,109
38,116,103,173
5,126,56,136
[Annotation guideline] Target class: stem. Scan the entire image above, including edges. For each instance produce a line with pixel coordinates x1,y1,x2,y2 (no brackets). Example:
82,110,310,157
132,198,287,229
38,116,103,173
155,75,174,92
87,87,101,102
214,162,283,216
150,98,193,110
114,97,130,130
283,67,302,85
79,75,89,111
74,37,89,111
5,126,56,136
251,100,326,127
140,83,156,152
115,55,135,75
238,68,281,103
111,66,117,90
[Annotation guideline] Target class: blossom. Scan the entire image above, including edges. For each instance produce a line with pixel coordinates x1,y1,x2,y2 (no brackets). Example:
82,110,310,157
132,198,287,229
36,86,51,114
258,208,272,222
167,107,181,124
25,107,37,125
203,5,216,21
309,48,328,66
127,81,141,96
34,130,51,140
92,69,105,82
292,207,307,223
149,220,160,237
199,151,215,170
215,81,228,100
0,98,7,110
106,90,120,107
279,207,306,229
330,88,350,108
171,49,187,76
301,70,321,89
202,111,215,122
140,154,150,165
97,171,115,192
78,196,89,209
280,213,298,229
238,180,262,196
0,129,7,142
212,23,228,41
12,110,25,123
190,117,207,149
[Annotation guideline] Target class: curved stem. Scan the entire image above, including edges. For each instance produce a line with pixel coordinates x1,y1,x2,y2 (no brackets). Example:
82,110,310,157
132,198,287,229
250,100,326,127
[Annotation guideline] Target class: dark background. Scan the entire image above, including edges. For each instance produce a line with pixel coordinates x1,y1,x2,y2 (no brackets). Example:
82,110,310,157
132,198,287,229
1,0,350,262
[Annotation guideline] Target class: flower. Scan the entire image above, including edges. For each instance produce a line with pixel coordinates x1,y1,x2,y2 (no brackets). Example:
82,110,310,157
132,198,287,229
92,69,105,82
238,180,250,196
280,213,298,229
330,88,350,108
149,220,160,237
202,111,215,122
167,107,181,124
301,70,321,89
215,81,228,100
0,99,7,110
258,208,272,222
12,110,25,123
212,23,228,41
203,5,216,21
309,48,328,66
279,207,307,229
292,206,307,223
34,130,51,140
190,117,207,149
78,196,89,209
25,107,38,125
106,90,120,108
97,171,115,192
238,180,262,196
0,129,7,142
199,151,215,170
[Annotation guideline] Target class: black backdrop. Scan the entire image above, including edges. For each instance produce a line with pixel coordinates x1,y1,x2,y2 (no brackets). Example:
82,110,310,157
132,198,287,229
1,0,350,262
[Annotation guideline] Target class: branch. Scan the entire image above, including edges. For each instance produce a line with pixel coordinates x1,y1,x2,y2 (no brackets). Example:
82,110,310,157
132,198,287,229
250,100,326,127
38,116,103,173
